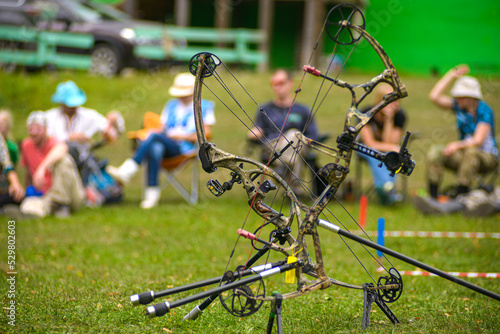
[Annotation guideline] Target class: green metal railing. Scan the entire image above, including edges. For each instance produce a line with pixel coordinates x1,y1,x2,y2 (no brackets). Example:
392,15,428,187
134,26,267,65
0,25,94,69
0,25,266,70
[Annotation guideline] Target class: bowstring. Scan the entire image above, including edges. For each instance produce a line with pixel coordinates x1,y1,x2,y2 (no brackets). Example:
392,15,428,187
199,8,398,288
241,71,311,270
200,60,300,280
207,55,315,273
281,13,398,277
275,12,398,282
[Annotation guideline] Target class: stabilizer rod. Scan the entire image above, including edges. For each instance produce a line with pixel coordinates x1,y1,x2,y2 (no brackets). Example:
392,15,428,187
131,260,284,306
317,220,500,302
147,261,303,318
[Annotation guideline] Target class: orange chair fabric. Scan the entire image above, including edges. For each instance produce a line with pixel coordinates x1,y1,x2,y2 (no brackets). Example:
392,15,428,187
127,112,162,141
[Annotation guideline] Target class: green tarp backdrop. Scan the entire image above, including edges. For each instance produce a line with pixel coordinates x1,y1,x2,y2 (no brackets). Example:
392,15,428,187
89,0,499,76
345,0,500,76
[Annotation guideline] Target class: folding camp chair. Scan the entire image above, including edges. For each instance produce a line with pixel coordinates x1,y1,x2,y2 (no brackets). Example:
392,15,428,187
153,152,199,205
128,112,200,205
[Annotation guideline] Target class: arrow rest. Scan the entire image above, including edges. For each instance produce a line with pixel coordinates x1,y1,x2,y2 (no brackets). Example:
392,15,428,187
206,171,242,197
271,226,292,245
258,180,277,194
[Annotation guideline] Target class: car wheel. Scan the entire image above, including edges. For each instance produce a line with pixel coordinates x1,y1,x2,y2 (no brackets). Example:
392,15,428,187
89,43,122,77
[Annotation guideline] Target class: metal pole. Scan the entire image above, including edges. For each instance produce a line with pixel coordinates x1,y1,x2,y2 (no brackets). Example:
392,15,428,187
317,219,500,301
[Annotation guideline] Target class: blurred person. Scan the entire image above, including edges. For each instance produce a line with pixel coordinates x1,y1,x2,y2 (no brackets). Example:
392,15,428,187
415,64,498,214
46,80,125,147
358,84,407,205
247,69,319,194
107,73,215,209
0,110,24,208
0,110,25,208
0,135,24,207
0,110,20,165
45,81,125,206
19,112,85,218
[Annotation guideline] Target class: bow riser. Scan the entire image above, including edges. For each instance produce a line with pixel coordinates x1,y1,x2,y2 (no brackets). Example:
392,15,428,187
193,55,209,144
209,148,301,221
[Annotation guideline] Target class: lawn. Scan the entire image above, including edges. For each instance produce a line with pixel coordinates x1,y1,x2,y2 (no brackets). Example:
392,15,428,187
0,66,499,333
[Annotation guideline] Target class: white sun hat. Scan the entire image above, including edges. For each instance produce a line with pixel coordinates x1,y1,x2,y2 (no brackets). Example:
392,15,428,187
26,111,47,127
451,76,483,99
168,73,196,97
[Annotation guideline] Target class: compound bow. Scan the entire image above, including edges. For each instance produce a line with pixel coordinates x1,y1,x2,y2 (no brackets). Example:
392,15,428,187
131,4,499,330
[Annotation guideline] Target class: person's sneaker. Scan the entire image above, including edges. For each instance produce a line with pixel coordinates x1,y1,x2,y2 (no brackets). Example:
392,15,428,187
140,187,161,209
54,205,70,218
389,192,404,204
20,198,49,218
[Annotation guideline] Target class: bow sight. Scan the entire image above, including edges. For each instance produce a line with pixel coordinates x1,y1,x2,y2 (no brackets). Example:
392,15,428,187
337,128,415,177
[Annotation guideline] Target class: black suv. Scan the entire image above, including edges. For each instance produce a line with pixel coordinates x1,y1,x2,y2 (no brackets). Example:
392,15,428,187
0,0,179,76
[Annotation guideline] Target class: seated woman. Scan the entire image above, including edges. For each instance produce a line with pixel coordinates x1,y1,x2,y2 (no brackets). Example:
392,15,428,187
358,84,407,205
0,110,24,209
107,73,215,209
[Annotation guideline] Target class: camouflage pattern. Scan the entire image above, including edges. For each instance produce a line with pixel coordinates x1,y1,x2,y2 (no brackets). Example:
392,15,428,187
427,145,498,186
192,14,408,300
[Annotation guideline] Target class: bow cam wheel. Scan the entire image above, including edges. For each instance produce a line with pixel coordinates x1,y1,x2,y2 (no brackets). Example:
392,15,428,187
377,268,403,303
219,273,265,317
326,4,366,45
189,52,221,78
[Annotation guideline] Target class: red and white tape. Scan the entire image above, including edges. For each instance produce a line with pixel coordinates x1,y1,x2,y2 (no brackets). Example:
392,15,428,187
400,271,500,278
354,231,500,239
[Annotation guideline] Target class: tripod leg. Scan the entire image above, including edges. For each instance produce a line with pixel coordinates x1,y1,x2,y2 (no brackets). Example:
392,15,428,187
362,283,374,329
267,292,283,334
266,306,275,334
374,297,400,325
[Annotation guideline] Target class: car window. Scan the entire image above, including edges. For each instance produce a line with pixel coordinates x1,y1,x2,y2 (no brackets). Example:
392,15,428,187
58,0,102,22
78,1,131,21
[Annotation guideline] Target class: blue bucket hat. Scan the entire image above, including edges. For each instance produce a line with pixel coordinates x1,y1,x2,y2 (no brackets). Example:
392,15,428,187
51,81,87,107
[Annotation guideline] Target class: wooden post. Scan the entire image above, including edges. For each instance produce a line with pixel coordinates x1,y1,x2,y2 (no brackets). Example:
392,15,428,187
214,0,232,29
300,0,325,68
175,0,191,27
258,0,273,72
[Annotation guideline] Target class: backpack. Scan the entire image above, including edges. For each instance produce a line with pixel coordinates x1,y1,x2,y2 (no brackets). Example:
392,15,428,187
67,142,123,207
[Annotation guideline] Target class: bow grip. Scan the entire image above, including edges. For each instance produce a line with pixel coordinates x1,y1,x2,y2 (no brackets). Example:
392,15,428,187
198,142,217,173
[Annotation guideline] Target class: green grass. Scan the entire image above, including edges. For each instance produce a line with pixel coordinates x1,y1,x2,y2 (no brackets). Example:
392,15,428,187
0,68,499,333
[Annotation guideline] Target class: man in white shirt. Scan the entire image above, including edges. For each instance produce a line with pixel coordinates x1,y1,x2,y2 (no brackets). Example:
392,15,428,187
46,81,124,146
